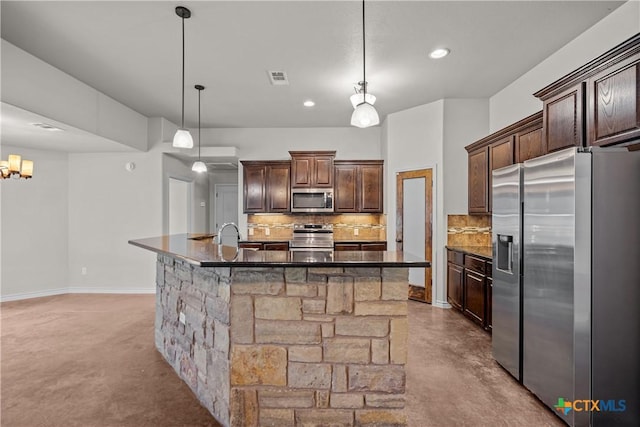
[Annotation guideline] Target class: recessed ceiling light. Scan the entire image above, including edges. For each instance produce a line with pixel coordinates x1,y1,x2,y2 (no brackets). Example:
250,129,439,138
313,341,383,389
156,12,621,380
303,100,315,107
429,48,450,59
31,123,64,131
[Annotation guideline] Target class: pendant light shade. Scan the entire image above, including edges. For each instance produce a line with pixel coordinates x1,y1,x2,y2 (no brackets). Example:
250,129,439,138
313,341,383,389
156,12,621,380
174,129,194,148
172,6,194,148
351,0,379,128
192,161,207,173
350,92,376,109
192,84,207,173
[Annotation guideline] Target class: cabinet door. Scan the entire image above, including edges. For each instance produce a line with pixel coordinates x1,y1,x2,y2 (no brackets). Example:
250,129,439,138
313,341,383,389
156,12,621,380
486,277,493,331
587,56,640,147
361,242,387,251
488,136,514,211
447,262,464,311
266,162,291,212
263,242,289,251
463,270,485,326
543,83,584,152
468,147,488,214
360,163,383,213
291,156,313,188
334,164,358,213
239,242,263,250
313,156,334,188
516,125,544,163
242,163,267,213
334,243,361,251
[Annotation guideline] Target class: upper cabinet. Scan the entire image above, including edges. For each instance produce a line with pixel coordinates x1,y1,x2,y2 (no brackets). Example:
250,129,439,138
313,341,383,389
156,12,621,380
241,161,291,213
289,151,335,188
465,112,541,215
535,34,640,149
334,160,383,213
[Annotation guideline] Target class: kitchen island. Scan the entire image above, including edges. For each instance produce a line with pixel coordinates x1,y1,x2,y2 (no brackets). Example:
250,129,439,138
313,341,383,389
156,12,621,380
129,235,430,427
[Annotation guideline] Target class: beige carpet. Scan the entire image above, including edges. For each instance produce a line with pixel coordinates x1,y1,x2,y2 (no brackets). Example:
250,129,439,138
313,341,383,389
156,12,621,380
1,294,562,426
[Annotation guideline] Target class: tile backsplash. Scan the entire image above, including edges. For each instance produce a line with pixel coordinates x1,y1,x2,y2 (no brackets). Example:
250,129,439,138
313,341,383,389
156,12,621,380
447,214,491,247
247,214,386,241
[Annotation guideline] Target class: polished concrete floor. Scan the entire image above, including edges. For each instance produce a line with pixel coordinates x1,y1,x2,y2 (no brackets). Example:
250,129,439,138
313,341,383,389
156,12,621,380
406,301,563,426
1,294,563,426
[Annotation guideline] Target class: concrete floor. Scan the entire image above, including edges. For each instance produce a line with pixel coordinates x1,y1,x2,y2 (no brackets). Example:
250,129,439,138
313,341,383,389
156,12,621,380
406,301,563,426
1,295,563,426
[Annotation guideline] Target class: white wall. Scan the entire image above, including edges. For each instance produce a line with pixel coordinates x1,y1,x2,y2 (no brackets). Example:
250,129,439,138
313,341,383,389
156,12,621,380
383,100,445,305
67,148,163,293
489,0,640,131
1,146,69,300
443,99,490,214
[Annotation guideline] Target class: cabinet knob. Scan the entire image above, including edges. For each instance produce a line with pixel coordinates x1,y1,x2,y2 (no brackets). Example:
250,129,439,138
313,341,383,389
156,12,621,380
396,238,403,243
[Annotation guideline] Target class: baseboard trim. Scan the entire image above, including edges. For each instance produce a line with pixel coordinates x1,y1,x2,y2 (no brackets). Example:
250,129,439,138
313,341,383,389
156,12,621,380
432,299,451,309
0,288,69,302
1,287,155,302
67,287,156,295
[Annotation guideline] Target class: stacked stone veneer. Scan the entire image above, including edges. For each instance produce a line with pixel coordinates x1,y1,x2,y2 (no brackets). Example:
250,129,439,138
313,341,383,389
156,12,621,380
156,254,410,427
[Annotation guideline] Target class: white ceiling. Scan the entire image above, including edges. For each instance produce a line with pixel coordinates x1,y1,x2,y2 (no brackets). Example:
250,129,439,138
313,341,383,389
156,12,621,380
0,1,624,131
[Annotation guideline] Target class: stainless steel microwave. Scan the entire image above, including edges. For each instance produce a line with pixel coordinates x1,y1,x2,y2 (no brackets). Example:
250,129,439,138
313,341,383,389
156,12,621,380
291,188,334,213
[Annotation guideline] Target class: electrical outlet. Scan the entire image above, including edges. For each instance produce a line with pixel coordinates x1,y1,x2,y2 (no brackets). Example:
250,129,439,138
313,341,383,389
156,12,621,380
179,311,186,325
200,201,206,207
265,228,270,236
248,228,254,236
81,267,87,275
353,228,359,236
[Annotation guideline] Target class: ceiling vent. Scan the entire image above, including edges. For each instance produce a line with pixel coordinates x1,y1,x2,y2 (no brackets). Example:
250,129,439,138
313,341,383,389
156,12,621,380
268,70,289,86
31,123,63,131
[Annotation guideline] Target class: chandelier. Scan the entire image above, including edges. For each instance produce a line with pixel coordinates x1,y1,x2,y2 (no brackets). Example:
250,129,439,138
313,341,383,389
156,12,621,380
0,154,33,180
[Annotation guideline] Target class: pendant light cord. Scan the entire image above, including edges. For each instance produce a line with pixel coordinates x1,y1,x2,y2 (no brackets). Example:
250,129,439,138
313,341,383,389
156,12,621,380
362,0,366,98
198,88,201,160
181,15,185,128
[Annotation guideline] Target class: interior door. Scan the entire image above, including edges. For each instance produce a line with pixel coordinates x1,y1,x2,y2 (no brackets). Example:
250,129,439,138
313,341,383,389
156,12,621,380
396,169,433,303
169,178,190,235
214,184,239,244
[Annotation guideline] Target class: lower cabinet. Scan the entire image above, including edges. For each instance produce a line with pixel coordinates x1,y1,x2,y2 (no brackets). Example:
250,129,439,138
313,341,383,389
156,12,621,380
239,241,289,250
334,242,387,251
446,248,492,332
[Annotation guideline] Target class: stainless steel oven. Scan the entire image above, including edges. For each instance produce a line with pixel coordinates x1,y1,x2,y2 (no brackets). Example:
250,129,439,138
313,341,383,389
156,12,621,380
291,188,334,213
289,224,334,251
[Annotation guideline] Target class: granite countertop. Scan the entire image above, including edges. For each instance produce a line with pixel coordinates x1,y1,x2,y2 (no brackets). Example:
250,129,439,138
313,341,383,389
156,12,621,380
239,239,387,243
130,234,430,268
446,245,492,260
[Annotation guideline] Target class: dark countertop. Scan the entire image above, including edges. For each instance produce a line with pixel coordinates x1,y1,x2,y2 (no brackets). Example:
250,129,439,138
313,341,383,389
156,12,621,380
446,245,492,260
239,239,387,244
130,234,430,268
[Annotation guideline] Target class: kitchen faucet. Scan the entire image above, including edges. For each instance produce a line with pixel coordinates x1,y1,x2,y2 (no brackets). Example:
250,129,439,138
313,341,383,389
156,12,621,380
216,222,241,246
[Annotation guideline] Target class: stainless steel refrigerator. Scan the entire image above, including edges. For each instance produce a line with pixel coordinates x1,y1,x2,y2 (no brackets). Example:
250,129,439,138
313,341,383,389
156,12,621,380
492,147,640,426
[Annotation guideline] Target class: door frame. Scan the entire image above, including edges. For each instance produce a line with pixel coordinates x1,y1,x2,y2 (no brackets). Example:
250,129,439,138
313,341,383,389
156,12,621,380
396,168,433,303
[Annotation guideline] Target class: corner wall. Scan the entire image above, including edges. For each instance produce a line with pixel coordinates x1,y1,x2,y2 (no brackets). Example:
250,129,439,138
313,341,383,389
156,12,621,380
1,146,69,300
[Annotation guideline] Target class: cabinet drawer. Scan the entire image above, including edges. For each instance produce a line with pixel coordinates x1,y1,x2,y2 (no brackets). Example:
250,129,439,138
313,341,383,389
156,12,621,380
447,250,464,266
334,243,361,251
263,242,289,251
239,242,263,250
464,255,486,274
486,261,493,278
361,242,387,251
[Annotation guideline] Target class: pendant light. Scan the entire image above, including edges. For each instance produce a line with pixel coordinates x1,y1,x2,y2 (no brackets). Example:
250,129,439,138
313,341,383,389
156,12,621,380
351,0,379,128
192,85,207,173
172,6,194,148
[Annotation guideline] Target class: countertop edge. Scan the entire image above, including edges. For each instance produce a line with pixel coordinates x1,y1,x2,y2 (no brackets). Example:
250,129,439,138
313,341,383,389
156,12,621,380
445,245,492,260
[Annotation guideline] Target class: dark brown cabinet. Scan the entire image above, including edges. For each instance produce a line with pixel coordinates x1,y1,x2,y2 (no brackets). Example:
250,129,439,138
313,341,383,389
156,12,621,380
542,83,584,153
241,161,291,213
447,260,464,311
466,112,542,215
587,55,640,147
334,242,387,251
334,161,383,213
239,241,289,251
515,123,544,163
289,151,335,188
467,148,488,214
447,248,492,332
535,34,640,150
